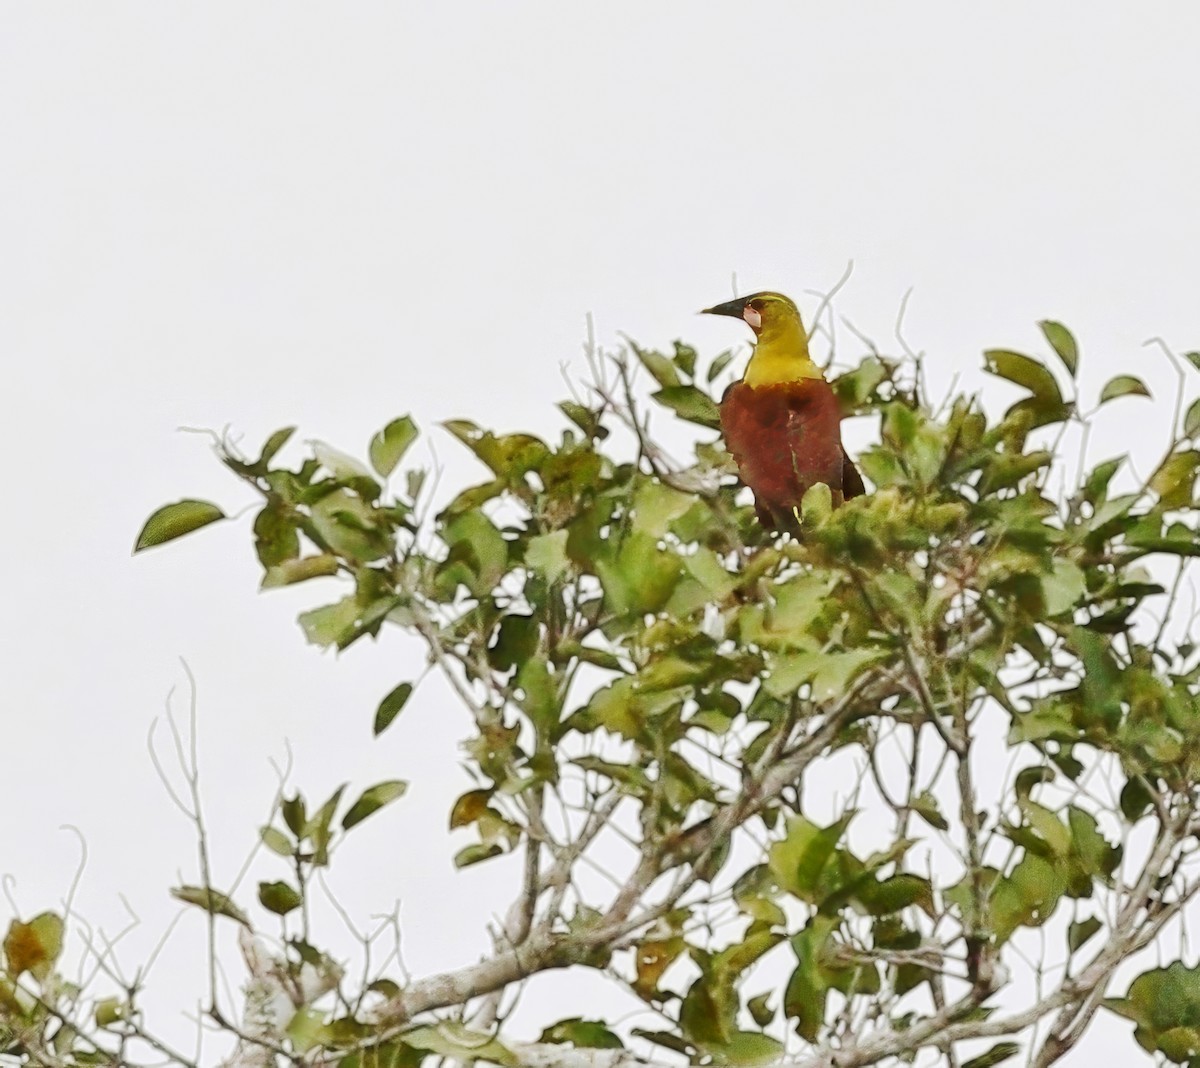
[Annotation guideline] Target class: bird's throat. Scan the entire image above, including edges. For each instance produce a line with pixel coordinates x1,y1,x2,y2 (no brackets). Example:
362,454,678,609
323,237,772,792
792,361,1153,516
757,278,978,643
743,327,823,388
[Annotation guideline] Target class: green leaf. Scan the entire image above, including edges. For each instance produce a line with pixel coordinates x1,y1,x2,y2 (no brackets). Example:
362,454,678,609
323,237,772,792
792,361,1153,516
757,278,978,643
1038,320,1079,377
633,1030,694,1058
832,356,889,412
3,913,64,981
559,400,609,441
449,788,493,829
631,935,687,999
710,1032,786,1066
652,385,721,429
170,886,249,928
94,996,126,1026
672,340,698,378
765,648,887,702
783,916,840,1041
1120,777,1154,822
406,467,428,501
945,867,1001,931
983,349,1065,422
369,415,419,479
712,926,780,978
488,614,538,672
538,1018,623,1049
342,780,408,830
634,344,682,388
1007,703,1077,746
911,791,949,831
800,481,833,526
1099,374,1152,403
1068,915,1103,953
1016,798,1072,856
680,968,737,1046
747,992,774,1027
1088,491,1140,537
525,530,570,584
877,403,954,485
1014,766,1054,799
990,854,1065,942
1150,450,1200,509
1159,1027,1200,1064
282,793,307,836
739,570,838,650
1068,626,1124,729
1106,961,1200,1063
1125,521,1200,560
253,502,300,568
454,842,504,868
769,814,853,903
299,596,362,648
305,784,347,864
259,426,296,467
440,510,508,595
402,1023,514,1064
260,826,293,857
1184,398,1200,440
313,441,374,482
707,350,735,383
595,531,682,616
581,676,691,741
258,880,302,916
134,499,225,552
860,874,934,916
1083,456,1124,503
325,1016,372,1047
287,1007,329,1054
632,480,695,536
261,554,340,589
1041,558,1086,616
442,424,548,481
310,489,389,563
366,978,401,1000
517,656,558,737
1066,806,1120,890
962,1042,1020,1068
374,682,413,736
978,450,1053,495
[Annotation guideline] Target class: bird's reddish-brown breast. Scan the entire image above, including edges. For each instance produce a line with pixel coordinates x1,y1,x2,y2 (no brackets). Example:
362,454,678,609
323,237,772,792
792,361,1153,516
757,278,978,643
720,378,858,528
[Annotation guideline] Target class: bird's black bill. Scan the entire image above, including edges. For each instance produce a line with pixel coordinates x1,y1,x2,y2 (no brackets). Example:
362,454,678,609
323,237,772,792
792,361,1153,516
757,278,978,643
701,297,747,318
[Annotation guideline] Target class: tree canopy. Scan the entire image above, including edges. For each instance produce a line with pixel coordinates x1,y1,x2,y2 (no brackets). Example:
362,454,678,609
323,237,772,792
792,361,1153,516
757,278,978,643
8,317,1200,1067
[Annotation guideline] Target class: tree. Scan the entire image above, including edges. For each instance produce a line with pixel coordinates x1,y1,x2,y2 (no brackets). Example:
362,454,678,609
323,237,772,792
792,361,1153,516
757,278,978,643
7,316,1200,1068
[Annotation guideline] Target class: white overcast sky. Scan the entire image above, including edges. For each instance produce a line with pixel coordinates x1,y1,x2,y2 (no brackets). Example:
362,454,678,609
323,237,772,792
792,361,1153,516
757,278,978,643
3,4,1200,1064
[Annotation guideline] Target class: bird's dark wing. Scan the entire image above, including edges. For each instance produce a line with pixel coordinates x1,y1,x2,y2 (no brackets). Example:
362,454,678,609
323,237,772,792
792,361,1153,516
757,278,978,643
841,447,866,500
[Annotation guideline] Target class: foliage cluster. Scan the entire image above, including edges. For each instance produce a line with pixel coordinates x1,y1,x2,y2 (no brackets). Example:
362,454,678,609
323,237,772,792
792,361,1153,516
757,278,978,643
7,320,1200,1067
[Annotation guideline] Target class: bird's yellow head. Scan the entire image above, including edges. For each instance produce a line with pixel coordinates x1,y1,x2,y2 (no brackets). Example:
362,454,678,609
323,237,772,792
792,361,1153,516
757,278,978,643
702,291,820,385
702,291,803,341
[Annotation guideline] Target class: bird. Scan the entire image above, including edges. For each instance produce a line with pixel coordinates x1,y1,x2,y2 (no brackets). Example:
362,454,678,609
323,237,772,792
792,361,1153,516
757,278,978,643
703,291,864,532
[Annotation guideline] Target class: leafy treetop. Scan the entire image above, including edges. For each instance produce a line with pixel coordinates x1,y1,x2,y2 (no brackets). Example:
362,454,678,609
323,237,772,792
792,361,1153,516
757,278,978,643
8,320,1200,1068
